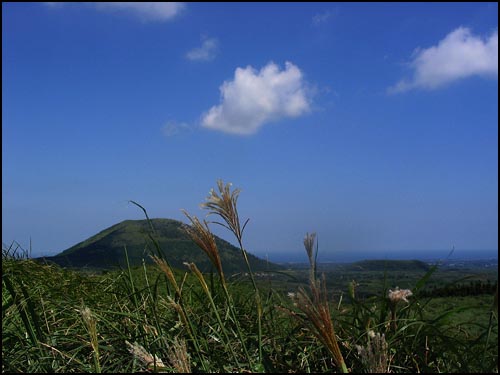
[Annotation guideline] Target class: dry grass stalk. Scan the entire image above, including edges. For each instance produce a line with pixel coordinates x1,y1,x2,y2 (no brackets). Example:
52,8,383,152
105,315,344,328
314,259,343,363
125,340,166,370
165,296,190,332
304,232,316,265
183,262,210,295
304,232,318,287
286,232,348,373
195,180,261,367
291,275,348,373
201,180,245,243
356,330,390,373
182,210,225,282
152,233,210,371
79,306,101,372
151,255,181,296
168,337,191,373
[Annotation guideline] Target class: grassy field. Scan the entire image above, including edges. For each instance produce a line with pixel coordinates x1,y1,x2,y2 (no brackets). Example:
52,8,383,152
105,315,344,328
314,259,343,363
2,182,498,373
3,252,497,373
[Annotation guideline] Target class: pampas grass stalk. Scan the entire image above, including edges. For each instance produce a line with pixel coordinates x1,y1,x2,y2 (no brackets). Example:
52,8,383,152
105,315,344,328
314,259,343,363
80,306,101,373
200,179,264,368
292,277,348,373
152,256,208,372
168,337,191,373
181,211,226,287
126,340,166,371
288,232,348,373
151,255,182,298
356,330,389,373
181,211,253,368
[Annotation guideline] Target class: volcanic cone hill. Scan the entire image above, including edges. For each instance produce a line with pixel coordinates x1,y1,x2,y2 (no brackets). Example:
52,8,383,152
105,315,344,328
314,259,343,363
39,218,279,273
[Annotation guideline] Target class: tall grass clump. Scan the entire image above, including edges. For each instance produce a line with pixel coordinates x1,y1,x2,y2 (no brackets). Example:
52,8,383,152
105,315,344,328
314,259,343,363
201,180,264,368
181,180,263,371
285,232,348,373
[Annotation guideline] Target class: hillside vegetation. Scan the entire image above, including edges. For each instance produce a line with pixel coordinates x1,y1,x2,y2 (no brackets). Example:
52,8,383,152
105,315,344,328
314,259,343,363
38,218,277,273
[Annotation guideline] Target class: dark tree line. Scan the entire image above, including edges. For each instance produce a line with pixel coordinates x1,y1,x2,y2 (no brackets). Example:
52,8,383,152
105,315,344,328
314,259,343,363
419,280,497,298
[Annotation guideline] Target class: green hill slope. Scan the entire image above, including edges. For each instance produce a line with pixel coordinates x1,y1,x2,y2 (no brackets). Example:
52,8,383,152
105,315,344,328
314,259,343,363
39,218,279,273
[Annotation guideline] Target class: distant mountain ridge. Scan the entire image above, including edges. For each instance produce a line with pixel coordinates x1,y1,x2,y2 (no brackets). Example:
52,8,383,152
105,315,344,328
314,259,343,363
38,218,279,273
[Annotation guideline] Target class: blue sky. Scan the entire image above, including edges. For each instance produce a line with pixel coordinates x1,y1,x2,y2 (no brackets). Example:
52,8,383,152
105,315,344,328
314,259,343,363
2,2,498,261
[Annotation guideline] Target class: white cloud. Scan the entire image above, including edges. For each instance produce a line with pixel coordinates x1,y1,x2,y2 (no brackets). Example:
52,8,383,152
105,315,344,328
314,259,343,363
312,11,331,26
389,27,498,93
95,2,184,21
44,2,184,22
43,2,63,7
162,121,192,137
201,62,311,135
186,36,219,62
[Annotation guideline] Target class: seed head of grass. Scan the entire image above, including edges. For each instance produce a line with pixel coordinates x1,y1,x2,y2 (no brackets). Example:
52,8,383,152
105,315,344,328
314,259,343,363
388,287,413,304
304,232,318,287
79,306,98,348
80,307,93,326
387,287,412,332
303,232,317,266
182,210,224,279
151,255,181,296
168,337,191,373
165,295,190,332
183,262,210,295
200,179,248,244
198,180,263,367
356,331,389,373
289,275,348,373
125,340,166,370
79,306,101,372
